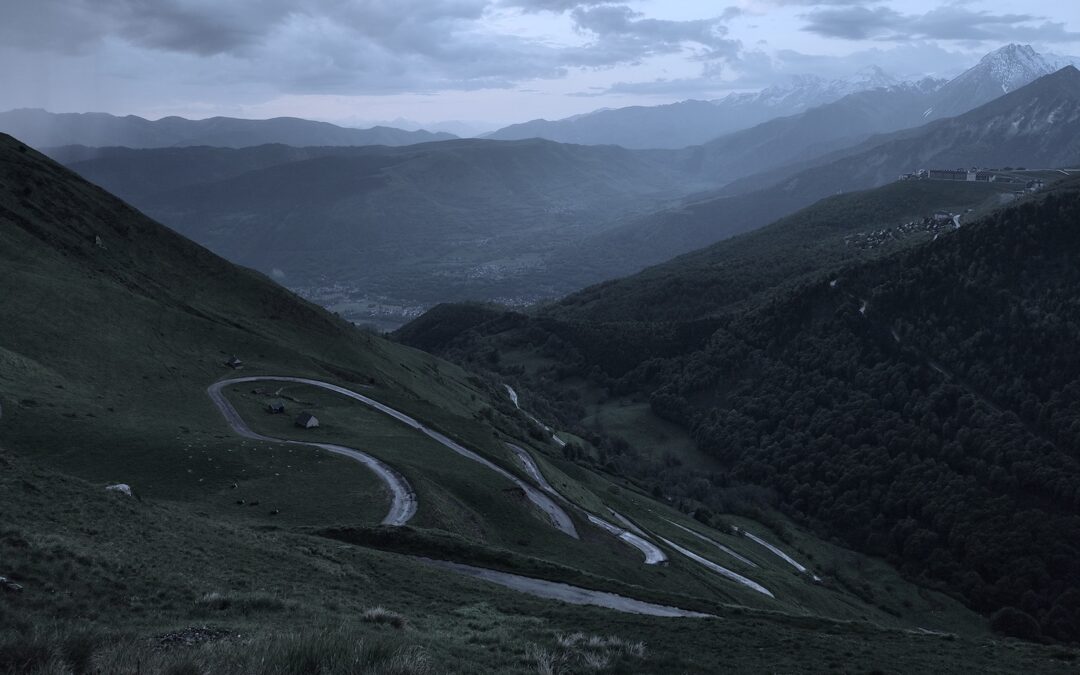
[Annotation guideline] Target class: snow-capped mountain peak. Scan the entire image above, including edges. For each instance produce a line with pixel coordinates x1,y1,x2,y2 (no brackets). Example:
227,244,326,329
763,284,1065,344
851,65,900,90
714,67,907,112
974,43,1056,93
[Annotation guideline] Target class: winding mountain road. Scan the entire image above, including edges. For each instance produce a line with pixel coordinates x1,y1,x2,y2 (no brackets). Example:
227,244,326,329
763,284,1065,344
656,536,773,597
503,387,799,595
506,384,566,446
665,520,758,568
418,557,713,618
207,379,417,526
506,442,668,565
207,377,726,618
210,377,577,538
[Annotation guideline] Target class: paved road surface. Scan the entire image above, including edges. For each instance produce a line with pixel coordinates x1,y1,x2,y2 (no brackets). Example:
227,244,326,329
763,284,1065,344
737,528,820,581
665,520,758,568
418,557,712,618
207,379,417,526
211,377,577,538
506,442,668,565
656,536,774,597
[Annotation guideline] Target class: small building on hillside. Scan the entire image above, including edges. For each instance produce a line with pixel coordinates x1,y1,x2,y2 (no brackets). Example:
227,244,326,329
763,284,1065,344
928,169,968,181
224,356,243,369
295,412,319,429
266,400,286,414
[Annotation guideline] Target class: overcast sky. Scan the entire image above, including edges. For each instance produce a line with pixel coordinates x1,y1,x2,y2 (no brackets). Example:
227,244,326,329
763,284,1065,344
1,0,1078,130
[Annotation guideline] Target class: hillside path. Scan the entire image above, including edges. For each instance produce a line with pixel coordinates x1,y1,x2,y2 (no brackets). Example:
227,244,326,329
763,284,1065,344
209,377,577,538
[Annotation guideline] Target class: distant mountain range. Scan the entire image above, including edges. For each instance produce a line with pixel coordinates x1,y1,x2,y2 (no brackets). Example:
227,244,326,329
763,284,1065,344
487,45,1079,151
55,65,1080,329
683,45,1076,187
546,66,1080,282
485,66,910,149
0,108,457,150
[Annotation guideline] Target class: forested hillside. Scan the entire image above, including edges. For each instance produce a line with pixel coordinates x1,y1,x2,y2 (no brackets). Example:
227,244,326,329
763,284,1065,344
641,186,1080,641
398,178,1080,642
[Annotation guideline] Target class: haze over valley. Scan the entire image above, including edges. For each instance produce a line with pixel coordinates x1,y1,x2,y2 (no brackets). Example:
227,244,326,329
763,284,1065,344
4,2,1080,672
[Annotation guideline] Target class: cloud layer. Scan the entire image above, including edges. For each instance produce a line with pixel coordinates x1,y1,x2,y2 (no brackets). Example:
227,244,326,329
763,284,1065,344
802,5,1080,43
0,0,1077,121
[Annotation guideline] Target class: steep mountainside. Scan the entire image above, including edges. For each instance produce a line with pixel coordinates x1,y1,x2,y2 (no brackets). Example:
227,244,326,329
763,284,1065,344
929,44,1066,120
574,67,1080,277
0,108,456,149
543,180,1021,324
398,174,1080,644
689,45,1077,192
683,78,943,186
6,132,1064,671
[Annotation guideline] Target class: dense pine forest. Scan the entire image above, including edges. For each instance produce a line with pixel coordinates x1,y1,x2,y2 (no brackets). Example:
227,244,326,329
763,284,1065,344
399,180,1080,642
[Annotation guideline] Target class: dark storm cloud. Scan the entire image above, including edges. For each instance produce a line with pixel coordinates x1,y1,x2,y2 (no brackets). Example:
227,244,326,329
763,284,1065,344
566,4,741,64
501,0,611,12
584,41,980,99
0,0,299,56
802,5,1080,42
0,0,747,95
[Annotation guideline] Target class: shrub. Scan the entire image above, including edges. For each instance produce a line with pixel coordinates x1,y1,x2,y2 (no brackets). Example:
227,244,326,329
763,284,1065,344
990,607,1042,641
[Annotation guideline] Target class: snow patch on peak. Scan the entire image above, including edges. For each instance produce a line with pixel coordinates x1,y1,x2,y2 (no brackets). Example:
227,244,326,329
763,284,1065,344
715,66,909,112
976,44,1056,92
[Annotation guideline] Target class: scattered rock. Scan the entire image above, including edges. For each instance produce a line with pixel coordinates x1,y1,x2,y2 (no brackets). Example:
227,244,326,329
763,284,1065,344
235,499,246,505
154,625,232,650
230,483,238,489
269,509,281,516
0,576,23,593
106,483,133,497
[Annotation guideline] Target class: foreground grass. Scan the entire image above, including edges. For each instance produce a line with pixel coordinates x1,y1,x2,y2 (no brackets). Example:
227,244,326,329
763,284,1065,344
5,447,1080,674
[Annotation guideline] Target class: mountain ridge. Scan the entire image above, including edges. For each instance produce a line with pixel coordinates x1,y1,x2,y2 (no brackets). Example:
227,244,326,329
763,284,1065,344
580,66,1080,275
0,108,457,150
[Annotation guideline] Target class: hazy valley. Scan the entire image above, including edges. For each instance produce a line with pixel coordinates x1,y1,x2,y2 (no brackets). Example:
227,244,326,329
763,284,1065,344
3,18,1080,673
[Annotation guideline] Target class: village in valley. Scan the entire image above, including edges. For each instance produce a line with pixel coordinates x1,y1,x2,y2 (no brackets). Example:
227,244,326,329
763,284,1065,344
844,209,968,251
836,166,1055,251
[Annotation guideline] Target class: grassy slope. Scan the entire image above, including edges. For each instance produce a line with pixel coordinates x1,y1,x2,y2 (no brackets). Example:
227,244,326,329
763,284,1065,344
2,133,1077,671
9,448,1079,674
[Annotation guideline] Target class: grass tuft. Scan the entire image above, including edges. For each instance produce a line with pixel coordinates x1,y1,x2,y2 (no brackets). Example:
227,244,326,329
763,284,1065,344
361,607,408,629
91,625,430,674
529,632,647,673
193,591,292,616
